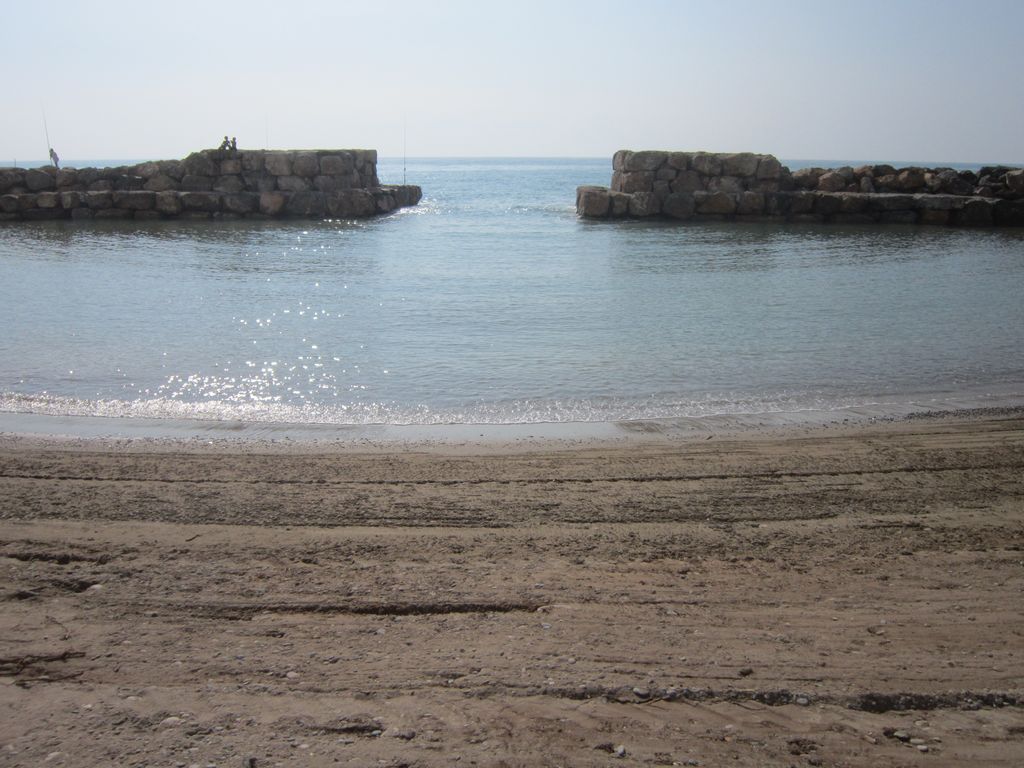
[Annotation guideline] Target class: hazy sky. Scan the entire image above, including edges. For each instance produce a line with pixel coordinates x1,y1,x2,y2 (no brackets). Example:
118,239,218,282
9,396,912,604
4,0,1023,163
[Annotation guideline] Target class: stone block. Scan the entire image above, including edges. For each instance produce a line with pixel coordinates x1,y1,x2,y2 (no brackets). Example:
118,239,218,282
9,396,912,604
35,191,59,209
667,152,691,171
576,186,610,218
1005,169,1024,195
21,208,65,221
277,175,312,193
707,176,744,194
617,171,655,194
831,213,876,225
220,158,242,175
70,207,94,220
94,208,132,220
157,160,185,180
612,150,631,171
246,173,278,193
352,149,377,170
662,192,695,220
86,191,114,209
655,167,676,181
839,194,868,213
628,191,660,217
259,192,287,215
722,152,759,177
993,199,1024,226
756,155,782,180
0,195,19,213
264,153,294,176
26,169,56,192
154,191,183,214
879,210,917,224
134,210,162,221
327,190,376,218
241,152,265,173
114,175,145,191
144,174,179,192
951,198,993,226
814,193,844,216
691,153,723,176
670,170,703,194
788,191,816,214
652,180,671,201
609,191,630,217
292,153,320,177
918,209,950,225
375,191,396,213
113,191,155,210
912,194,959,211
214,175,246,193
0,169,26,194
181,175,214,191
60,191,86,209
223,192,259,214
624,151,667,172
180,192,221,212
55,168,77,188
694,191,736,215
764,192,792,216
736,191,764,215
320,154,355,175
314,175,352,193
285,190,326,217
866,194,915,211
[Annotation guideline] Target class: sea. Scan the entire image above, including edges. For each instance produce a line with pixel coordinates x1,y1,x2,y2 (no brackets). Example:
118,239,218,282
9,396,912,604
1,157,1023,439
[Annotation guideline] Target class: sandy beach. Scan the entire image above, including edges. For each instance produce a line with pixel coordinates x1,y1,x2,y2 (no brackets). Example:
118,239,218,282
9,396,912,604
1,409,1022,766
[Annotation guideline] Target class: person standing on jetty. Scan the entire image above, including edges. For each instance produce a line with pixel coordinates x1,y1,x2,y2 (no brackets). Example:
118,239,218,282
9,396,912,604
48,147,59,169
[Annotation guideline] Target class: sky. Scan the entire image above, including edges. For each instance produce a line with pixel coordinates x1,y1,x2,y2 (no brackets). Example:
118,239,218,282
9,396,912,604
3,0,1023,164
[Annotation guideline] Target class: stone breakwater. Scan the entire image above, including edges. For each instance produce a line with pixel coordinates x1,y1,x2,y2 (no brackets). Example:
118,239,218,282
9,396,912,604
577,151,1024,226
0,149,421,222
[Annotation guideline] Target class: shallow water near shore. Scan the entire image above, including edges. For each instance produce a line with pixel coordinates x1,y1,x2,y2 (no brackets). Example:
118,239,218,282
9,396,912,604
2,158,1023,434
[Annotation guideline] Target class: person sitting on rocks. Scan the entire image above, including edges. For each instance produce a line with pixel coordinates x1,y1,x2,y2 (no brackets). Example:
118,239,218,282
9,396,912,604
230,137,237,151
219,136,231,150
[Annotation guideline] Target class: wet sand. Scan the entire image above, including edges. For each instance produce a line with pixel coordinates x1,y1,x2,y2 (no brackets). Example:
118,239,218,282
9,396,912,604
1,410,1022,766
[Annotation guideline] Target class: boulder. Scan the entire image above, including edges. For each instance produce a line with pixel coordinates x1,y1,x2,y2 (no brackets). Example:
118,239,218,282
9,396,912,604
652,180,671,201
788,191,816,214
243,172,277,193
609,190,630,217
612,150,631,171
872,164,897,177
628,191,661,217
132,161,161,178
259,192,287,215
157,160,185,180
0,195,19,213
756,155,783,180
576,186,610,218
721,153,759,177
14,194,37,211
113,175,145,191
895,168,926,191
390,185,422,207
264,153,294,176
691,153,723,176
314,175,350,193
60,191,86,209
1005,169,1024,195
182,151,218,177
292,153,320,177
655,167,676,181
70,207,94,220
624,151,668,172
791,167,822,189
817,172,847,192
662,192,695,220
352,149,377,169
26,169,56,191
859,177,876,193
375,191,396,213
285,190,326,216
694,190,736,215
154,191,183,214
764,192,792,216
873,173,898,191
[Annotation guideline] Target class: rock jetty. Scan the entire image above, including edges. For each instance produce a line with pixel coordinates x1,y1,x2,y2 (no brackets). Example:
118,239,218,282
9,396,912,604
577,151,1024,226
0,149,421,222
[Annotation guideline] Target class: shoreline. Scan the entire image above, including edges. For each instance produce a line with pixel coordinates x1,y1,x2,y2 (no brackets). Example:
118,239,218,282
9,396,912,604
1,409,1022,765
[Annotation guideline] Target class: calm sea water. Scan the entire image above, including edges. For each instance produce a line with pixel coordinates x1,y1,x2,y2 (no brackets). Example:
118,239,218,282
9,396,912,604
1,157,1023,426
